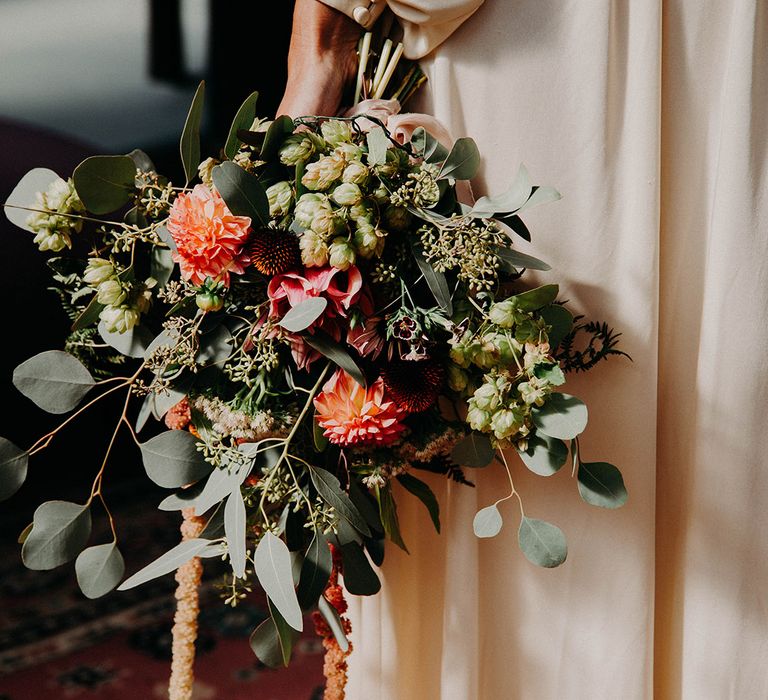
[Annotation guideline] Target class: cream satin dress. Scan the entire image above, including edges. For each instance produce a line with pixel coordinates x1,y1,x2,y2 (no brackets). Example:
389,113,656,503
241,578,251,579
320,2,768,698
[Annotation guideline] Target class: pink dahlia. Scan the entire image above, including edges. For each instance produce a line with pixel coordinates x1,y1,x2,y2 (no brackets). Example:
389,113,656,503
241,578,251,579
347,290,384,360
314,370,407,447
167,184,251,286
267,266,362,369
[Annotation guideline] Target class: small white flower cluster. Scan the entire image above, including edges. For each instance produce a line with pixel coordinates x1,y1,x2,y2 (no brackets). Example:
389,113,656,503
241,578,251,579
83,258,154,333
26,177,85,252
191,395,287,443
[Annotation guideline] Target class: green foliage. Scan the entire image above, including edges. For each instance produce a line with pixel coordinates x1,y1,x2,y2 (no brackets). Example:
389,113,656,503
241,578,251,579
531,393,589,440
75,543,125,599
496,246,551,273
22,500,92,570
411,127,449,163
577,461,628,509
260,115,294,160
517,433,568,477
98,321,152,359
339,541,381,595
297,533,332,609
375,483,407,552
451,433,494,468
396,473,440,533
73,155,136,214
412,244,453,314
224,486,247,578
13,350,95,414
225,91,259,159
511,284,559,312
180,81,205,184
473,504,503,538
253,532,303,632
0,437,29,501
309,466,370,537
140,431,213,488
540,304,574,349
518,516,567,568
3,167,60,231
438,137,480,181
250,616,287,668
470,164,531,218
212,161,270,227
118,538,219,590
303,333,366,387
557,319,630,372
267,598,300,666
279,297,328,332
318,595,350,651
366,126,390,166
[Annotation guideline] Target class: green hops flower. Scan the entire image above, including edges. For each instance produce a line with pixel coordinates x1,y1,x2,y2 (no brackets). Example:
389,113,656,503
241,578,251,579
198,157,218,187
99,305,140,334
342,160,370,186
491,409,522,440
266,181,294,217
320,120,352,147
467,406,492,432
310,203,344,237
488,300,517,328
97,279,127,306
349,201,374,222
83,258,115,286
294,193,325,228
331,182,362,207
370,184,390,204
353,221,384,259
32,228,71,252
26,177,85,252
300,229,330,267
519,378,548,406
328,237,356,270
302,152,345,191
384,205,411,231
447,364,469,392
473,382,500,412
279,134,323,166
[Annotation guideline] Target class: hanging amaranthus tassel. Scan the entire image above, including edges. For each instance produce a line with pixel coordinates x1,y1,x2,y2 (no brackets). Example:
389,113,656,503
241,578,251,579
168,507,205,699
312,545,353,700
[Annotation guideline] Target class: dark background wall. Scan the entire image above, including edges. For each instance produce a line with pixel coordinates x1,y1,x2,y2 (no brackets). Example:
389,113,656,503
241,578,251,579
0,0,294,522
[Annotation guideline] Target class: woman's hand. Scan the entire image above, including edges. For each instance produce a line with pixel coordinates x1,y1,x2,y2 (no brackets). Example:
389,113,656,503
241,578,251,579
277,0,361,119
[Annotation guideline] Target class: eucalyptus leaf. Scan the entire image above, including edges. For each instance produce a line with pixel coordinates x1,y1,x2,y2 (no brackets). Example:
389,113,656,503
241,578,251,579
410,127,449,163
473,504,503,538
396,473,440,533
364,535,385,567
511,284,559,312
339,542,381,596
540,304,574,349
267,598,299,666
304,333,366,387
297,533,332,610
98,321,153,359
118,537,217,590
253,532,303,632
531,393,588,441
471,164,531,217
140,430,212,488
450,433,494,468
0,436,28,501
438,137,480,181
313,412,329,452
73,155,136,214
366,126,390,166
309,467,370,537
318,595,350,652
348,478,383,534
156,223,177,252
75,543,125,599
180,81,205,185
127,148,155,172
261,115,295,160
496,247,551,273
412,245,453,314
197,325,234,365
577,462,628,509
375,484,407,552
279,297,328,333
13,350,95,414
157,480,206,512
22,501,92,570
225,91,259,159
249,617,285,668
18,522,33,544
72,295,105,332
517,433,568,477
3,168,60,231
224,486,247,578
212,161,269,226
136,394,155,433
151,247,175,288
517,185,562,212
190,467,239,515
518,516,567,568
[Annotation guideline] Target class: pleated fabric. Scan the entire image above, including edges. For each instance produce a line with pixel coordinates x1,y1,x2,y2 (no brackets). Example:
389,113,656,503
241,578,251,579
341,2,768,698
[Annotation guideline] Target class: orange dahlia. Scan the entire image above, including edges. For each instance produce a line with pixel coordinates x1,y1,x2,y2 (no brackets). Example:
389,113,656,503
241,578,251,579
167,184,251,286
313,370,406,447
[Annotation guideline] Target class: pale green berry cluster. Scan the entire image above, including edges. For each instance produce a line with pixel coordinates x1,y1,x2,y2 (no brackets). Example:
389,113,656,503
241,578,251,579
26,177,85,252
84,258,154,333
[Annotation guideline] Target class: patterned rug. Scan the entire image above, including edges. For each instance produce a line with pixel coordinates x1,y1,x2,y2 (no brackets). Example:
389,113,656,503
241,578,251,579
0,487,325,699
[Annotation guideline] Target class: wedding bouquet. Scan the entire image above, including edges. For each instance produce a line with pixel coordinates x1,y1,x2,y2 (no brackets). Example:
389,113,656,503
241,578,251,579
1,58,627,698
